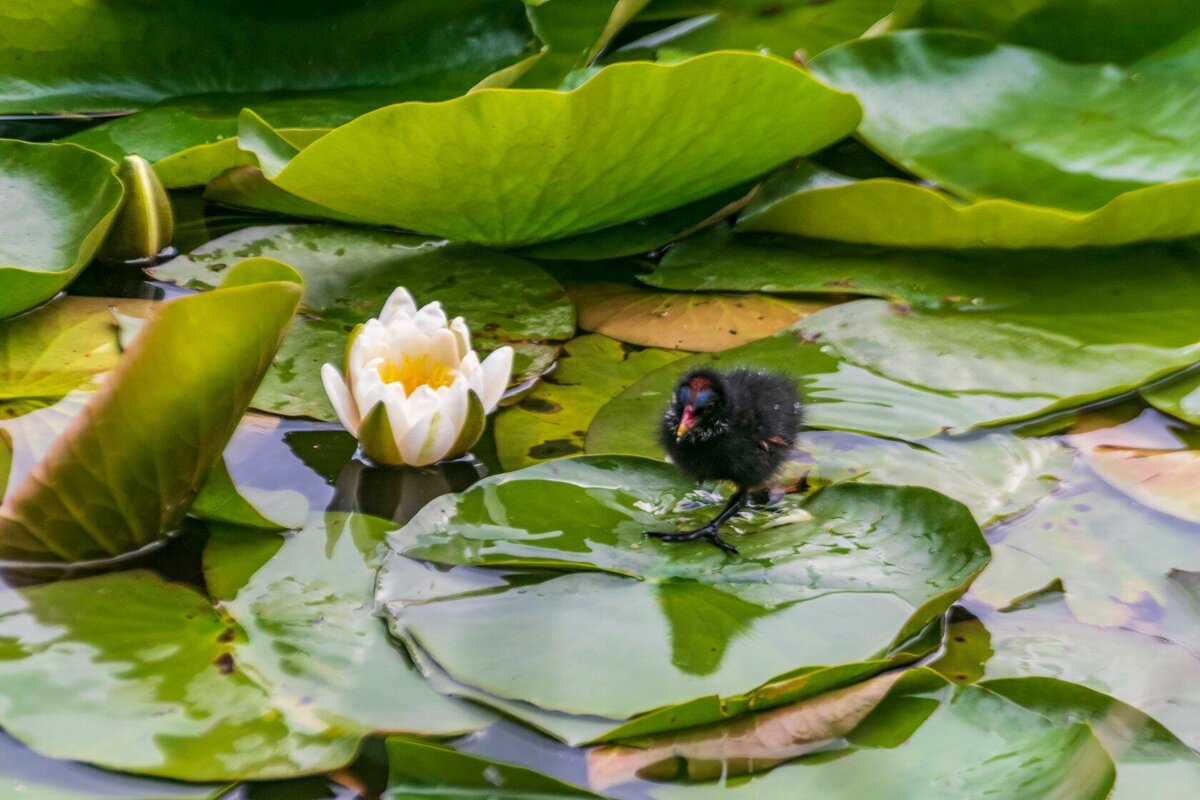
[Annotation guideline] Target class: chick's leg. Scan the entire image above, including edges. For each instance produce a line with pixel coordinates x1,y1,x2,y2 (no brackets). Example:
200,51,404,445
645,488,748,554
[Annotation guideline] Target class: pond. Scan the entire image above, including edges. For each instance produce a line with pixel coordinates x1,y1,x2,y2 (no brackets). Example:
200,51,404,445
1,3,1200,798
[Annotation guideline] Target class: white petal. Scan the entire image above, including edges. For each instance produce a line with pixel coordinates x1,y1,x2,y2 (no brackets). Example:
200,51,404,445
354,367,395,420
431,328,461,369
478,346,514,412
412,300,449,336
401,383,440,422
438,381,470,443
397,410,435,466
458,349,481,379
321,363,361,435
379,287,417,323
450,316,472,360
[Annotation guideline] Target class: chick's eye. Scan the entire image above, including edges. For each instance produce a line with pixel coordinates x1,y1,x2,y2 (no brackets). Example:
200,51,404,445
694,389,715,406
677,386,691,405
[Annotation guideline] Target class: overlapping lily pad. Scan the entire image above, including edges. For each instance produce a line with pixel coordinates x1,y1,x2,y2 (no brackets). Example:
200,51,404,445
0,512,487,781
517,0,650,89
628,0,893,59
615,669,1115,799
377,456,987,741
1143,371,1200,425
0,259,301,564
151,224,574,419
0,140,122,319
234,53,860,246
494,334,685,470
384,738,600,799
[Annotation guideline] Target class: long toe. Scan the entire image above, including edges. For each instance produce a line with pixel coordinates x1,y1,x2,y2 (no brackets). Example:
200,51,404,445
645,529,704,542
707,533,740,555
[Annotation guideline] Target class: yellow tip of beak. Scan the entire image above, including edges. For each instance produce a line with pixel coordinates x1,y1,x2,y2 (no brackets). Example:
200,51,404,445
675,422,688,439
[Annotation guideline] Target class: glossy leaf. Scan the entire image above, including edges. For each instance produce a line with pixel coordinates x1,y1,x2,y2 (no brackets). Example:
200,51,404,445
1143,370,1200,425
627,669,1115,800
811,31,1200,212
569,282,828,351
587,329,1054,446
978,589,1200,749
494,334,686,470
96,154,173,263
892,0,1200,63
631,0,894,59
0,259,302,563
983,677,1200,799
378,457,988,740
518,0,651,88
384,738,600,799
0,140,122,319
236,53,860,246
0,513,486,781
151,224,574,420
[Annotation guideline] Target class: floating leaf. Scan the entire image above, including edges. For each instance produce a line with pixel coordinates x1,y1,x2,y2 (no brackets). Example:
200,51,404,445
235,53,860,246
1143,370,1200,425
892,0,1200,63
1082,445,1200,524
384,738,600,799
378,458,987,741
0,140,122,319
0,259,302,564
569,283,828,351
983,677,1200,799
978,589,1200,749
151,224,574,420
494,335,686,470
0,513,487,781
518,0,651,88
811,31,1200,211
588,329,1053,447
620,669,1114,800
630,0,894,60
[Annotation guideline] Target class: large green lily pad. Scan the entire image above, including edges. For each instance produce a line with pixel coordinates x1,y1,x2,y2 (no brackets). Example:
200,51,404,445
587,329,1053,446
0,512,486,781
151,224,574,420
630,0,894,60
494,334,686,470
811,31,1200,212
0,140,122,319
0,259,301,564
977,590,1200,750
378,457,987,740
619,669,1115,800
236,53,860,246
892,0,1200,63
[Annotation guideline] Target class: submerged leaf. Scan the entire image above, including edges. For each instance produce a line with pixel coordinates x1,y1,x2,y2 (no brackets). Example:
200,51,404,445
384,738,600,799
0,259,301,564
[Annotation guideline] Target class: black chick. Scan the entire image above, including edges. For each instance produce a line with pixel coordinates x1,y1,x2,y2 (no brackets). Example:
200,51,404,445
646,368,803,555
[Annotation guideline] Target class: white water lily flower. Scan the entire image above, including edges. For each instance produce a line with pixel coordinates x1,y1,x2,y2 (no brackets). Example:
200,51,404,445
321,288,513,466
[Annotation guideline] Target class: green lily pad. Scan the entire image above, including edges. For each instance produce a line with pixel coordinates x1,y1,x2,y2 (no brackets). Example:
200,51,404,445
0,140,122,319
494,335,686,470
517,0,651,89
811,31,1200,212
0,512,486,781
1143,370,1200,425
384,737,600,799
983,677,1200,799
614,669,1115,800
19,2,536,177
588,329,1053,446
378,457,987,740
630,0,894,60
0,259,301,564
151,224,574,420
892,0,1200,63
235,53,860,246
977,589,1200,750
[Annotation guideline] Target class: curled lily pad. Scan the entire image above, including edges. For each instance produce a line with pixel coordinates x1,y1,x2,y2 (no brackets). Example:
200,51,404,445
1143,370,1200,425
235,53,860,246
151,224,574,420
609,669,1115,800
0,512,487,781
568,282,829,351
0,140,122,319
0,259,302,564
377,457,988,740
494,334,686,470
517,0,651,89
384,738,600,799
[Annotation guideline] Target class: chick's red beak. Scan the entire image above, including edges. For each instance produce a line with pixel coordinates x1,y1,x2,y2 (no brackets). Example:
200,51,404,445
676,405,697,439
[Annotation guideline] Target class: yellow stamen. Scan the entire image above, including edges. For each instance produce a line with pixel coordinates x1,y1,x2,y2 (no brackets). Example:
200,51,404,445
377,355,456,394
